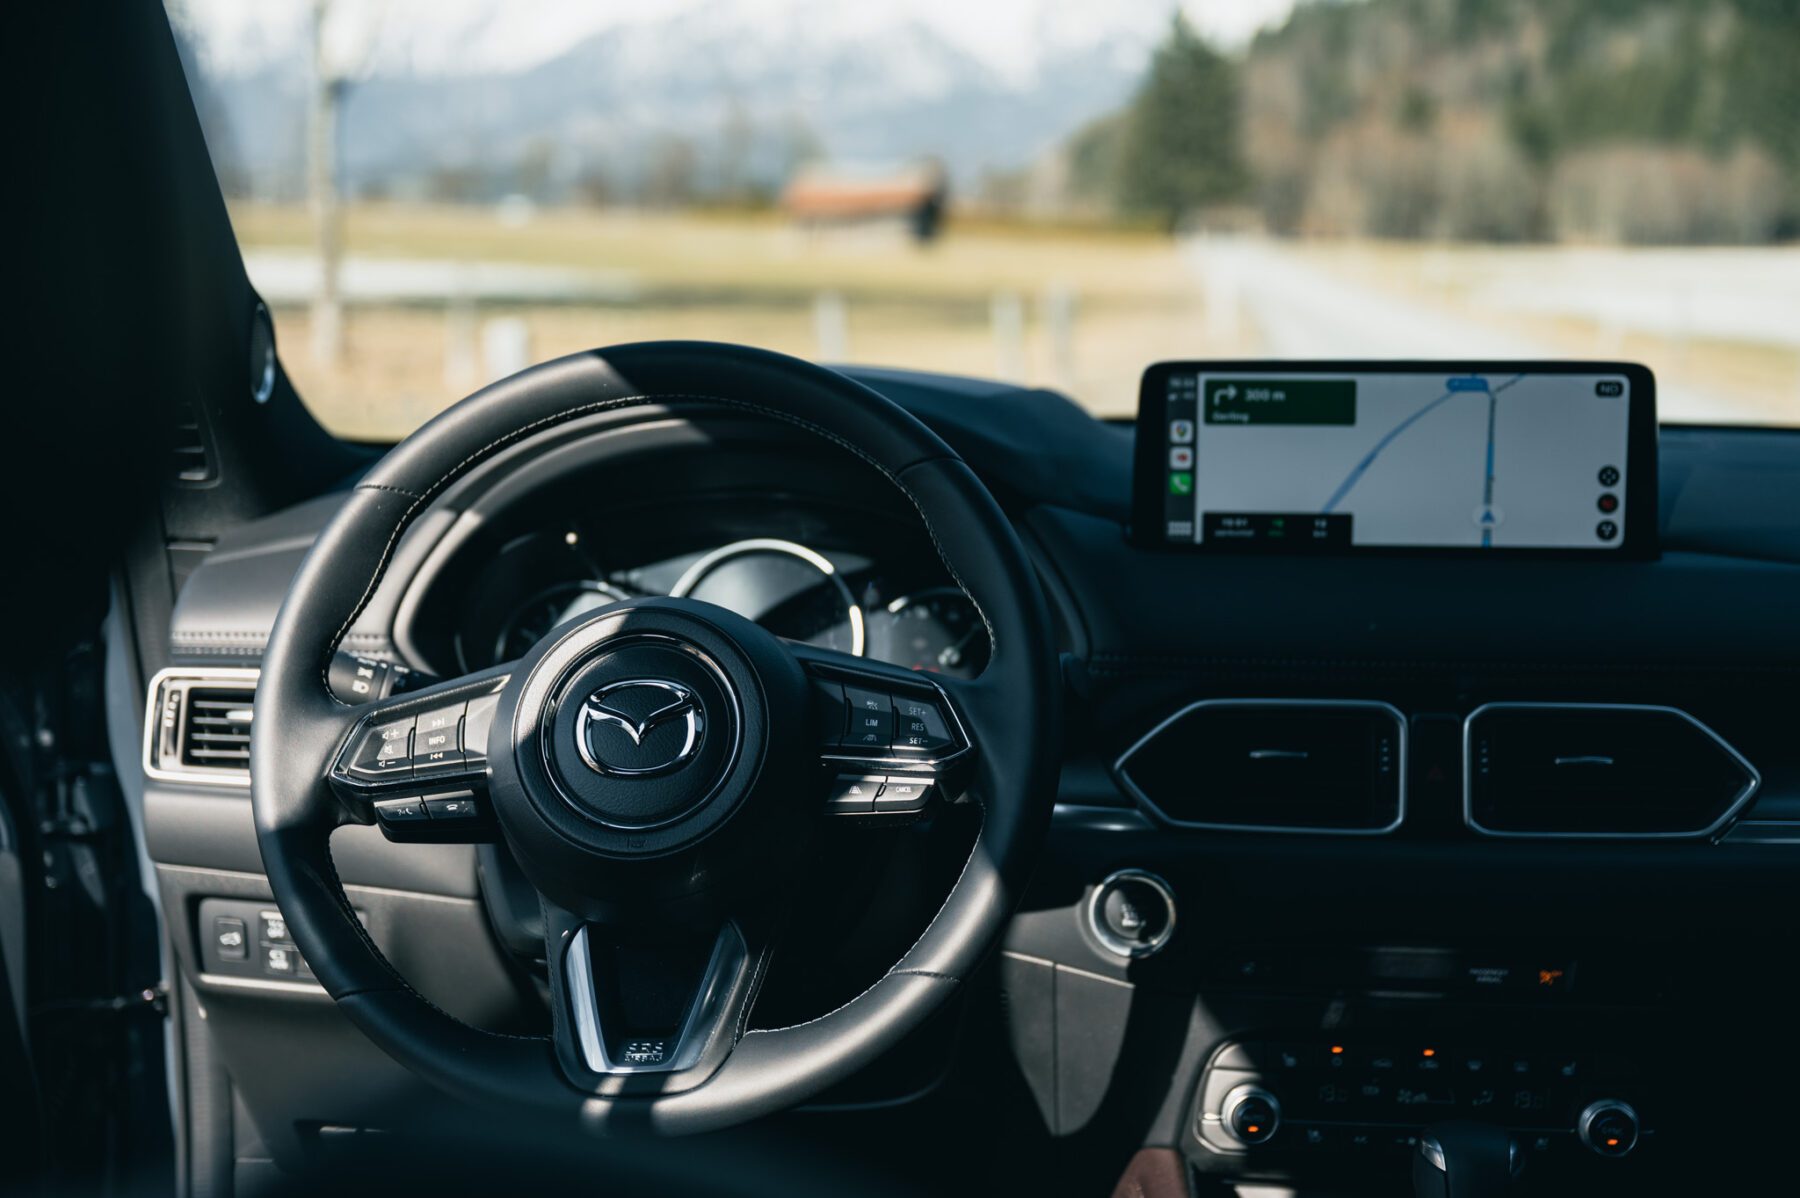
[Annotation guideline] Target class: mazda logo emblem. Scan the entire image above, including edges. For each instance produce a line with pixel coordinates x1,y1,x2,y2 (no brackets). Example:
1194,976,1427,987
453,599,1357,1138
574,679,704,777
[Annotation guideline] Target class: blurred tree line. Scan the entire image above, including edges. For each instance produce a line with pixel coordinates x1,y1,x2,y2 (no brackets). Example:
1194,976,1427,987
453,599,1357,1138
1070,0,1798,243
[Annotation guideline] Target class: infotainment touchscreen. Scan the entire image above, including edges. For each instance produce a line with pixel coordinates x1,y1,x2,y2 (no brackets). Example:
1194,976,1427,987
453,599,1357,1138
1132,361,1657,556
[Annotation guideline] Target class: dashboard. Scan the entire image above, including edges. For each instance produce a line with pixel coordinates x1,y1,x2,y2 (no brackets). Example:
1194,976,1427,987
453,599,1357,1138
136,364,1800,1195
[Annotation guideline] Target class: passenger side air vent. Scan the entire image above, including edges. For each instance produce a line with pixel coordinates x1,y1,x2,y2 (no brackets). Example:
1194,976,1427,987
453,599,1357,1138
1115,700,1405,834
144,669,258,787
1464,703,1758,839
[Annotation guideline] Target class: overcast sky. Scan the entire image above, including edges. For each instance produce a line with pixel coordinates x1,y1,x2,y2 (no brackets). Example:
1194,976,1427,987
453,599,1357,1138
173,0,1304,79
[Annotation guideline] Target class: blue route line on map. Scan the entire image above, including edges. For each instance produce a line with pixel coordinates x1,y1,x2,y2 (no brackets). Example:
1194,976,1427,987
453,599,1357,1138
1322,374,1527,526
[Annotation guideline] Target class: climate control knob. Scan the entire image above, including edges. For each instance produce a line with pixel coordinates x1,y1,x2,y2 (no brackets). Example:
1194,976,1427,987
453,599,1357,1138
1578,1099,1640,1158
1221,1084,1281,1146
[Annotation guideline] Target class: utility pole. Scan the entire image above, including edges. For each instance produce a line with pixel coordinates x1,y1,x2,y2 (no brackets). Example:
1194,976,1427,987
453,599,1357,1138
309,0,347,366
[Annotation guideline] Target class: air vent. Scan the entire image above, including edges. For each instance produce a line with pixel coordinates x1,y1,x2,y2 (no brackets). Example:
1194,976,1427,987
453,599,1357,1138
1115,700,1406,834
1464,703,1759,840
143,669,258,787
170,400,217,484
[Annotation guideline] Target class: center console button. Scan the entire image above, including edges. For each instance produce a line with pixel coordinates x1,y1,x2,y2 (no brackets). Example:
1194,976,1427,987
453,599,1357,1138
1222,1085,1281,1146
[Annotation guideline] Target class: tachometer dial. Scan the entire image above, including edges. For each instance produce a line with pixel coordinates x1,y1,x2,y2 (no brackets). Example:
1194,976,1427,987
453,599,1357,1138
866,587,988,678
669,538,864,655
494,580,632,662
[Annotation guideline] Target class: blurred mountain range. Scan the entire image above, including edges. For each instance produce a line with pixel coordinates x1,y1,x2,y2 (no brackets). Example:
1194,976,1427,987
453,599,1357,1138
187,1,1175,202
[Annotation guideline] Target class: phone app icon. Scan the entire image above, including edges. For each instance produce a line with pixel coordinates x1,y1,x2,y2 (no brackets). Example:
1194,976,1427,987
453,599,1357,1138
1169,446,1194,470
1169,419,1194,444
1168,472,1194,496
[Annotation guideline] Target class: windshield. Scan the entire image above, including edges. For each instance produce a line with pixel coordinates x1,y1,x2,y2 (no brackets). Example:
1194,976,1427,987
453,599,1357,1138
171,0,1799,438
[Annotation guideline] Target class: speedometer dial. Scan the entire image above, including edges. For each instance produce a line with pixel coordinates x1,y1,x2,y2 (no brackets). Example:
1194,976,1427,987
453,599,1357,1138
865,588,988,678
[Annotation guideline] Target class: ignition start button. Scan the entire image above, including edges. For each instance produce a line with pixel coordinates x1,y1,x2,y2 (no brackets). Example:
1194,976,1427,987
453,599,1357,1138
1086,869,1176,958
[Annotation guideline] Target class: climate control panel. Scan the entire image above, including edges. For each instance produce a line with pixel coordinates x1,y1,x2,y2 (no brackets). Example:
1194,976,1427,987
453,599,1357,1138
1194,1035,1653,1170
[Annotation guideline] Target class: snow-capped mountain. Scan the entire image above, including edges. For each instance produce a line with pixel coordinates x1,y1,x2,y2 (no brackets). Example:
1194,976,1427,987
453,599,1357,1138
184,0,1205,198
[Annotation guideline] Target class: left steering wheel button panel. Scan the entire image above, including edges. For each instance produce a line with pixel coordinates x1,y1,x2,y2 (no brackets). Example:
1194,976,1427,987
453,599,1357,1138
345,717,417,781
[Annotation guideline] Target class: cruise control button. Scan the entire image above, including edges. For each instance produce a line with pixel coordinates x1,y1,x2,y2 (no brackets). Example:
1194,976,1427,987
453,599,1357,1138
890,696,956,754
373,796,429,822
345,718,415,781
874,776,932,811
423,792,480,820
827,774,885,813
462,693,499,764
843,687,894,749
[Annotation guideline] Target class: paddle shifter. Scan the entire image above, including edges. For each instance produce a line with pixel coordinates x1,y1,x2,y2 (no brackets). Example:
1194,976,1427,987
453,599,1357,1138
1413,1121,1522,1198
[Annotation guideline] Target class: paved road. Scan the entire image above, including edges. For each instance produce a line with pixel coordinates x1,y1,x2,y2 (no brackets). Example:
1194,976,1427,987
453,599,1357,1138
244,250,637,306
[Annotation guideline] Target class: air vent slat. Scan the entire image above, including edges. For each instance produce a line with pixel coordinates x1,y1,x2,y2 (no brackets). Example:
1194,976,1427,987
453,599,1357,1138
1116,699,1406,835
144,672,258,787
1465,703,1758,839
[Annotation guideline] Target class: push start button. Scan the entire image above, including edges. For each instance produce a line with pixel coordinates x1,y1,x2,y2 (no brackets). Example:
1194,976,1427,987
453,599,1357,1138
1087,869,1176,958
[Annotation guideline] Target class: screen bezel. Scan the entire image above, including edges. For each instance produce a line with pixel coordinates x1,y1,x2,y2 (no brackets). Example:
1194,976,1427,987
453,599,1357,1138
1130,359,1659,559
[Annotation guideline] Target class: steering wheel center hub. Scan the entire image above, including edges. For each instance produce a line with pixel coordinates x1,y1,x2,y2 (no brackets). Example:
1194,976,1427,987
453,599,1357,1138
541,637,740,829
482,597,813,918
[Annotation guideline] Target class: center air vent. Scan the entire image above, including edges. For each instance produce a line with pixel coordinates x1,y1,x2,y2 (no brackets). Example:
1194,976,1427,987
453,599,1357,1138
1464,703,1759,839
144,669,258,786
1115,700,1405,834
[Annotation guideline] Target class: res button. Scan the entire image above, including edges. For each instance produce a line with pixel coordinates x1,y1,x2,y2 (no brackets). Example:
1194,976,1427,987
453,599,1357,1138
891,695,955,754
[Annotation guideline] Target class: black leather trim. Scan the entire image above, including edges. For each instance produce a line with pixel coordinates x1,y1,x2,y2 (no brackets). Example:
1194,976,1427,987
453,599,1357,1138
250,342,1060,1132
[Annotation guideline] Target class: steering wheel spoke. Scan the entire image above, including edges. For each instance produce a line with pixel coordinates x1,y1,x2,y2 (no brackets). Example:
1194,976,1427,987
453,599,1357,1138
789,642,977,821
325,663,515,841
544,902,766,1085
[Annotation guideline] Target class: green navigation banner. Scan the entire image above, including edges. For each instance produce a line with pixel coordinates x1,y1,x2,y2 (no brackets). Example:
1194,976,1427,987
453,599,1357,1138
1204,378,1356,426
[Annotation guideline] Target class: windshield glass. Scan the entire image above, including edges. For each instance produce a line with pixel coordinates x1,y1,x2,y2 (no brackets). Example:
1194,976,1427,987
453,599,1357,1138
170,0,1799,438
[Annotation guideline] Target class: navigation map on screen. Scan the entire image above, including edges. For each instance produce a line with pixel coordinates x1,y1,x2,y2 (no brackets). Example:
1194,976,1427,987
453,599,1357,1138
1157,370,1633,550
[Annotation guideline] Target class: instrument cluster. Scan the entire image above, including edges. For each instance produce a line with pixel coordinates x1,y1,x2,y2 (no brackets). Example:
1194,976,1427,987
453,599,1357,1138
451,526,989,680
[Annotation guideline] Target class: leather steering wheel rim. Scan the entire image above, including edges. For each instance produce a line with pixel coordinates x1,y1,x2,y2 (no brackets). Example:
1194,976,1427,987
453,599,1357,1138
250,342,1061,1134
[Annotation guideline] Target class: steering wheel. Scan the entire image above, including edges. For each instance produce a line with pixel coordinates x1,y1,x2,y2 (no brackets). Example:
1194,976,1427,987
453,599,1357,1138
250,342,1061,1134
